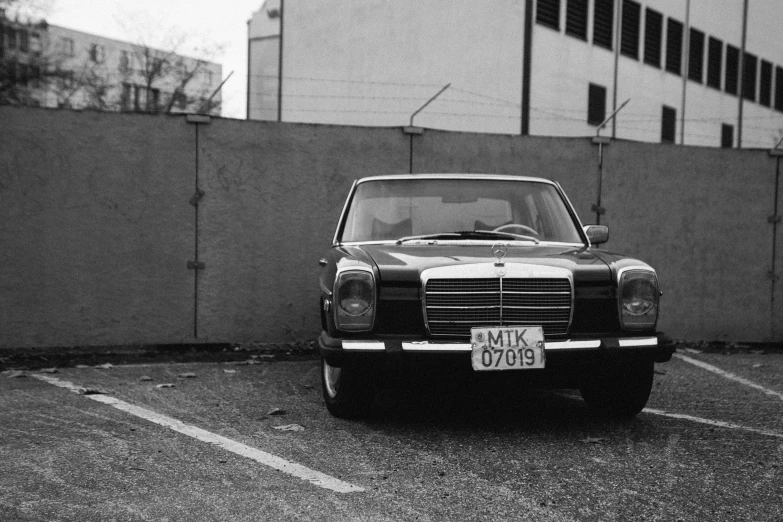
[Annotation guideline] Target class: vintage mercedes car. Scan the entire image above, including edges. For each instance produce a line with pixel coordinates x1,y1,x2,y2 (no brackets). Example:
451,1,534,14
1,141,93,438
318,174,672,418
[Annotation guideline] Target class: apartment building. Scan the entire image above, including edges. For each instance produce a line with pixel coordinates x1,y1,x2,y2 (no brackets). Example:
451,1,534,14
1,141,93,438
247,0,783,148
1,13,222,115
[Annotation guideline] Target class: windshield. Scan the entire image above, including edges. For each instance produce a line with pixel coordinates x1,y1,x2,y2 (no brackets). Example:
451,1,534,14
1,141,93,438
339,178,583,244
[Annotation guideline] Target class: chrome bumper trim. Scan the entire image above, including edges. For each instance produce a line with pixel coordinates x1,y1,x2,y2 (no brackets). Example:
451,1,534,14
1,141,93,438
402,342,472,352
340,337,657,352
342,341,386,351
545,340,602,350
618,337,658,347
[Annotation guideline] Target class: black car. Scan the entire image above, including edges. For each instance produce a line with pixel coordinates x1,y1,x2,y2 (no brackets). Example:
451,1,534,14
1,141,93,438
318,174,672,418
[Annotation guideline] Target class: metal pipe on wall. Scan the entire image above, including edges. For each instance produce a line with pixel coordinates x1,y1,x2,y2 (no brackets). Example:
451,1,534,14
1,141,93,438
737,0,749,147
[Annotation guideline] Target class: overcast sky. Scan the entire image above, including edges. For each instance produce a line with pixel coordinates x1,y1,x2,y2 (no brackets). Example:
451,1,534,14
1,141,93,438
42,0,265,119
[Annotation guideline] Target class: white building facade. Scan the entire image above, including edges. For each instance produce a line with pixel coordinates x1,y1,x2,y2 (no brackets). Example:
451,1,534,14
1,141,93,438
248,0,783,148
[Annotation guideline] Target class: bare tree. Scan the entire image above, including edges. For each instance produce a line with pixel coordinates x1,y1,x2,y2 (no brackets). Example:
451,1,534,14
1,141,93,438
125,36,225,114
1,4,224,114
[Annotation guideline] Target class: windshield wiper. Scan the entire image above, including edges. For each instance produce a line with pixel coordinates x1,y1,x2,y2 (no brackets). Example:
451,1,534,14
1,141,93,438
397,230,539,244
396,233,461,244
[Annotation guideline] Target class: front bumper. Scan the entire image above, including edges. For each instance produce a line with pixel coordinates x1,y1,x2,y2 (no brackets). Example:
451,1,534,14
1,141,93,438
319,331,674,363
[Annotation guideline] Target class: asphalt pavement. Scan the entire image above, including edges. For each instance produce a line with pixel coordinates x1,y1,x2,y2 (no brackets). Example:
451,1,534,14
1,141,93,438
1,345,782,521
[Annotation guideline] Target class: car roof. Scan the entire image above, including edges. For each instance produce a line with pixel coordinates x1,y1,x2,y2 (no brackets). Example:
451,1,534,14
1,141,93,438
355,174,558,185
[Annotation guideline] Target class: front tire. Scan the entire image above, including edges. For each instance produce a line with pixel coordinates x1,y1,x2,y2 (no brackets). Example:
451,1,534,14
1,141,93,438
580,360,654,418
321,357,375,418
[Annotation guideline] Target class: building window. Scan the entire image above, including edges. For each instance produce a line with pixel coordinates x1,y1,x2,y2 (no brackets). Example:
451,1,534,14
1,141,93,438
661,105,676,143
7,28,17,51
148,88,160,112
61,37,74,57
742,52,757,102
688,28,704,83
775,66,783,112
30,31,41,54
620,0,640,60
173,90,188,110
725,45,739,96
119,51,130,71
121,82,132,111
536,0,560,31
721,124,734,148
19,64,29,86
19,29,28,53
706,37,722,90
760,60,772,107
588,83,607,126
665,19,683,75
90,44,105,63
29,65,40,88
593,0,613,49
134,85,144,111
643,8,662,68
565,0,588,40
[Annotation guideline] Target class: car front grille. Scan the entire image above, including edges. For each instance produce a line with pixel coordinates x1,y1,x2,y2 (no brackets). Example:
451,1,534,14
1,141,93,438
424,277,572,338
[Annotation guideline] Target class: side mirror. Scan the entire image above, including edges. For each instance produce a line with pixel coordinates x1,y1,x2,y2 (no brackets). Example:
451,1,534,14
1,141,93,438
583,225,609,245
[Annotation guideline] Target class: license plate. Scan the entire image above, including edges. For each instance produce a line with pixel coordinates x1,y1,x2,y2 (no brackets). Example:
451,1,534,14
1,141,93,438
470,326,546,371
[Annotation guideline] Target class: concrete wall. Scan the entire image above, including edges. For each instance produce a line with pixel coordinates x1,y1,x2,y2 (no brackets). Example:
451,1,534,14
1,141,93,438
0,108,195,347
0,105,780,348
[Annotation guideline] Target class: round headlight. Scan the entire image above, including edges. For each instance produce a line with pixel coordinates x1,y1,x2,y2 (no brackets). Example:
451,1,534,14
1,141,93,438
621,278,656,315
619,269,659,331
334,270,376,331
338,276,373,316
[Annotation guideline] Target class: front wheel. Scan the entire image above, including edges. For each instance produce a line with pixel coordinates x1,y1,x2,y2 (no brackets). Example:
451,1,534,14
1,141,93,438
321,357,375,418
580,360,654,418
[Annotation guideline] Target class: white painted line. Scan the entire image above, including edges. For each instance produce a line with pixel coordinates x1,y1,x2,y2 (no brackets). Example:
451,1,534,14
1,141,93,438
31,374,364,494
643,408,783,439
555,391,783,439
674,353,783,402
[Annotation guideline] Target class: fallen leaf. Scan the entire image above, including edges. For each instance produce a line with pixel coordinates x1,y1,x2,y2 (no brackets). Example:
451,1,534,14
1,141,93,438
301,384,314,390
752,364,763,369
266,408,287,416
3,370,27,378
39,367,59,374
94,363,114,369
581,437,607,444
139,376,153,382
178,372,197,378
273,424,305,432
155,383,176,389
654,370,667,375
222,369,237,374
258,354,275,359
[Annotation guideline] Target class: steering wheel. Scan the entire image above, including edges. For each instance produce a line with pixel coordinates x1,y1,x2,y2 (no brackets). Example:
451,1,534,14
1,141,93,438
492,223,540,237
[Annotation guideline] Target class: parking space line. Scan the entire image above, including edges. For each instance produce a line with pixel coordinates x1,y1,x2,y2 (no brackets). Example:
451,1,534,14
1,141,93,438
673,353,783,402
31,374,365,494
643,408,783,439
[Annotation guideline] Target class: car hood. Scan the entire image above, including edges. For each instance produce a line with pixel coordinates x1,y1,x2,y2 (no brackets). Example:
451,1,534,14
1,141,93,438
356,243,613,285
